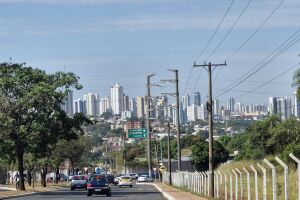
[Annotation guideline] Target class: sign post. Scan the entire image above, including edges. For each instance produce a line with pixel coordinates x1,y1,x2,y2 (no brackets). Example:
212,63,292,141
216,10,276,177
128,128,148,139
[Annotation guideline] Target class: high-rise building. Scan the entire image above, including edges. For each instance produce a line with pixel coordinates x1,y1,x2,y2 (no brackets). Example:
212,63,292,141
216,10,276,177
74,99,84,114
136,96,145,118
294,91,300,118
100,97,111,115
193,92,201,106
61,91,73,116
84,93,98,117
110,83,124,115
268,97,278,115
213,99,219,116
182,94,191,108
123,95,130,111
227,97,235,113
129,98,137,117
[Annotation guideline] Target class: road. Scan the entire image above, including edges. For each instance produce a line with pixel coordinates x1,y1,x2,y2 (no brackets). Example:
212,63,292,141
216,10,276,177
8,184,165,200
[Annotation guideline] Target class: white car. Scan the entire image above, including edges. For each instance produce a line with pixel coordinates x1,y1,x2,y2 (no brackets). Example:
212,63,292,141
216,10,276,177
137,175,153,182
129,173,139,179
118,176,133,187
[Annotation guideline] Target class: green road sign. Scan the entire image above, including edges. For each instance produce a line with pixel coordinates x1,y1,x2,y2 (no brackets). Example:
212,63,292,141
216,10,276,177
128,128,148,139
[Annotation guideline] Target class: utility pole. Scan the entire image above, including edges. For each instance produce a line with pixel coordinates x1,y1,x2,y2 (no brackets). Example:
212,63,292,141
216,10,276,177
147,74,155,177
167,120,172,184
123,132,126,174
161,69,181,171
105,141,108,175
193,61,226,198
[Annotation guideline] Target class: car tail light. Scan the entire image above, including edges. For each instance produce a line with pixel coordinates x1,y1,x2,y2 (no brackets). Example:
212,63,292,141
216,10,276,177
87,183,92,187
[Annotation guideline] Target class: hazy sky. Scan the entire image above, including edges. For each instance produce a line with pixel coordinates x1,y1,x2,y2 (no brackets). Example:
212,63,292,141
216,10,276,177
0,0,299,105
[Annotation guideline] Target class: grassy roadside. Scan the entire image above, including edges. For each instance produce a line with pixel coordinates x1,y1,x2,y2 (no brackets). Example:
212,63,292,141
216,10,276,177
0,182,69,198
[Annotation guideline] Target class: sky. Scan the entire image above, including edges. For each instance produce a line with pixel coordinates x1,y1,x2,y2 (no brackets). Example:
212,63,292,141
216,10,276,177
0,0,299,106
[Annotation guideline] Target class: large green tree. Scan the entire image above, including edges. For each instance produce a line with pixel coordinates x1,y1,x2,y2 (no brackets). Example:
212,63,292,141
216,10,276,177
0,63,81,190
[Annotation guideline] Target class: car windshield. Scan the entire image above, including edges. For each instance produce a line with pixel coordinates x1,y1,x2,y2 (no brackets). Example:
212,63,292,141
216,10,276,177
72,176,85,180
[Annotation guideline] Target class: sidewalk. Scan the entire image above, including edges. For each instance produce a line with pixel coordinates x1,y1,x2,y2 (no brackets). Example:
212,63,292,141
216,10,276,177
154,183,209,200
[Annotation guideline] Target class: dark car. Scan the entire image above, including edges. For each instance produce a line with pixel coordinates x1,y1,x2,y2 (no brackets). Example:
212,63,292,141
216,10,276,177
87,174,111,197
106,175,115,184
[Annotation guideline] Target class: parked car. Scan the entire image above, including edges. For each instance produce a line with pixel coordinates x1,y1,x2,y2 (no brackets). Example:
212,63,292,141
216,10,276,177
70,175,88,190
129,173,139,179
118,176,133,188
137,175,153,182
87,174,111,197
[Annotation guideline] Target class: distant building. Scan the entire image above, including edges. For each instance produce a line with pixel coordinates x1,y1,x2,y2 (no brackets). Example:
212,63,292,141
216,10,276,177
136,96,145,118
294,91,300,118
61,91,73,117
123,95,130,111
110,83,124,115
74,99,85,114
84,93,98,117
129,98,137,117
193,92,201,106
100,97,111,115
121,111,132,120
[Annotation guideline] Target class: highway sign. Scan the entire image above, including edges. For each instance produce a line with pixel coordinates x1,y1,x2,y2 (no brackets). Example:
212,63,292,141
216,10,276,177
128,128,148,138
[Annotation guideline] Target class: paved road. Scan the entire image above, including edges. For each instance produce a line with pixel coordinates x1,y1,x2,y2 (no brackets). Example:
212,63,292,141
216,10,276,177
8,184,165,200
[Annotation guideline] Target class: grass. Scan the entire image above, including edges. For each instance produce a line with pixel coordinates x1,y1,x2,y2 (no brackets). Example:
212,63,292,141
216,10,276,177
216,159,298,199
0,181,69,198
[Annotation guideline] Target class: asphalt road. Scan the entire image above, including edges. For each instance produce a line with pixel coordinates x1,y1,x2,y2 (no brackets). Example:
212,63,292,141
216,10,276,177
8,184,165,200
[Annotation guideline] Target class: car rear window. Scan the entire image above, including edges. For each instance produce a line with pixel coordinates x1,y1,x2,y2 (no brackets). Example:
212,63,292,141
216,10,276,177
121,177,131,180
73,176,85,180
89,175,106,181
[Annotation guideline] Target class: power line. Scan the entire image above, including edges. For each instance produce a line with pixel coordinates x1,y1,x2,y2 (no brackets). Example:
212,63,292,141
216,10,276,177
235,63,300,99
205,0,253,61
184,0,235,96
226,0,287,60
215,29,300,98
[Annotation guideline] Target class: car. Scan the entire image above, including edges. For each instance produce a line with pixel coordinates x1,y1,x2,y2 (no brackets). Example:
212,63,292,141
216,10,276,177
129,173,139,179
137,175,153,182
118,176,133,188
87,174,111,197
70,175,88,190
106,174,115,184
113,174,123,185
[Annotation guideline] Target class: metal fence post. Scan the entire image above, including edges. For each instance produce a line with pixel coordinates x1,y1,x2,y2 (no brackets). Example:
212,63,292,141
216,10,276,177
236,168,243,200
250,165,258,200
243,167,251,200
225,173,228,200
232,169,238,200
289,153,300,200
257,163,267,200
215,171,219,199
263,158,277,200
275,156,288,200
206,171,210,196
200,172,204,194
230,171,233,200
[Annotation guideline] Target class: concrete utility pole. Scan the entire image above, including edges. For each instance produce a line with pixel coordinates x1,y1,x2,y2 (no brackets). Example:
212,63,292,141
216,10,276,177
193,61,226,198
105,141,108,175
167,120,172,184
161,69,181,171
146,74,155,177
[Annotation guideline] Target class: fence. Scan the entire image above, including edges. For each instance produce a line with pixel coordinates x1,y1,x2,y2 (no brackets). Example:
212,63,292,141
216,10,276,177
162,153,300,200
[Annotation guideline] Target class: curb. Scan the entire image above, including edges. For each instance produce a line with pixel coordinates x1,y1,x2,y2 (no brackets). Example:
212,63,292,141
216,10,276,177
153,184,176,200
0,188,65,199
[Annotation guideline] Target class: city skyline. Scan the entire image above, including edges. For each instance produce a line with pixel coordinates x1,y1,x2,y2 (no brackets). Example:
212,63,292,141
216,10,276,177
0,0,299,104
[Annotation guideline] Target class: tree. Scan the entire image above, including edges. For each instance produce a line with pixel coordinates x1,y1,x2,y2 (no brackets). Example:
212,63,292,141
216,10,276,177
191,140,229,171
293,68,300,100
0,63,81,190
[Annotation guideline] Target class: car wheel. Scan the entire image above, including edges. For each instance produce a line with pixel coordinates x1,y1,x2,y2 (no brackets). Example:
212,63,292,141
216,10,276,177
70,187,74,191
119,185,121,188
87,190,92,196
106,191,112,196
130,185,132,188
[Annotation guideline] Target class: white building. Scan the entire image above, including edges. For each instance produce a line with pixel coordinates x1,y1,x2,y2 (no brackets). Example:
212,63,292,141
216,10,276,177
110,83,124,115
100,97,111,115
84,93,98,117
136,96,145,118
